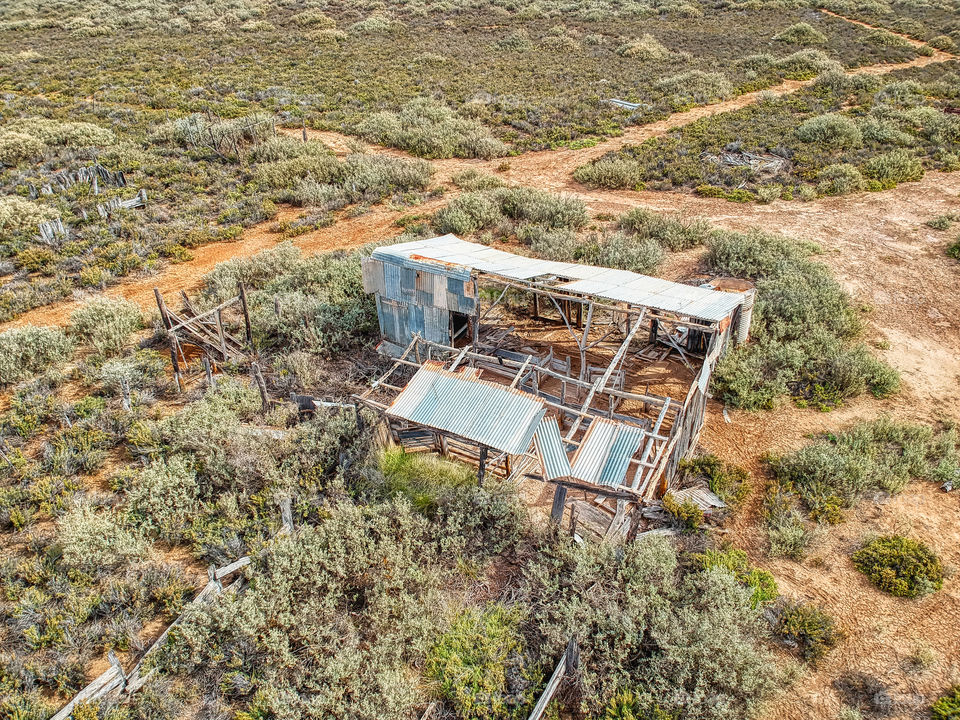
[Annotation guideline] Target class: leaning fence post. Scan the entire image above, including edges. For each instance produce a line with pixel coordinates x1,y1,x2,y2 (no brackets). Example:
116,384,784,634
251,363,269,413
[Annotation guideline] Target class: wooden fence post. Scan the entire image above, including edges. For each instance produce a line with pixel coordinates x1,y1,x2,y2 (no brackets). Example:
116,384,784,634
251,363,269,413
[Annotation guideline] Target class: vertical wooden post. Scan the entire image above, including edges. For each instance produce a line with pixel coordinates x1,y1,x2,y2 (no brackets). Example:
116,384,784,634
301,116,307,142
550,485,567,524
215,309,228,360
203,357,216,389
251,362,269,413
477,446,488,486
280,497,294,532
238,282,253,348
532,293,540,320
569,504,579,537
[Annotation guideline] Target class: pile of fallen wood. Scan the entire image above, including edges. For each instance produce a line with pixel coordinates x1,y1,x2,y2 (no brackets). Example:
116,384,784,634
28,163,127,199
700,150,788,173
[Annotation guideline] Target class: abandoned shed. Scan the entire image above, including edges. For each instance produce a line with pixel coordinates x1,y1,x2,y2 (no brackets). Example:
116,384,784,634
357,235,753,535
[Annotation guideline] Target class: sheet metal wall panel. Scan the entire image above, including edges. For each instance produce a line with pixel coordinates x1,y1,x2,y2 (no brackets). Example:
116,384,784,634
400,267,418,302
361,258,384,295
383,262,401,302
597,425,646,487
424,306,450,344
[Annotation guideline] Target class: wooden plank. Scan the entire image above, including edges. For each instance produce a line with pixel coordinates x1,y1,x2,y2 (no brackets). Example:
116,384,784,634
527,639,576,720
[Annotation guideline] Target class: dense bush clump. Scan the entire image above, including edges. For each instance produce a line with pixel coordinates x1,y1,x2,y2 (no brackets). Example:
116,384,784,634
771,600,843,663
691,548,778,607
931,687,960,720
768,419,959,524
852,535,943,598
427,604,537,719
520,535,777,718
0,326,73,385
357,98,509,159
69,297,143,356
705,230,897,409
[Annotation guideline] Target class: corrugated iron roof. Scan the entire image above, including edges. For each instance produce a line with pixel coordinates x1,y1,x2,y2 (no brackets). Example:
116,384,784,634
372,235,742,323
533,416,573,480
671,485,727,511
570,418,647,487
386,362,546,455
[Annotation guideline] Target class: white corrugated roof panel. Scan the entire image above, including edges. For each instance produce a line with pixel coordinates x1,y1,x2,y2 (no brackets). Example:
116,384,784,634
373,235,743,323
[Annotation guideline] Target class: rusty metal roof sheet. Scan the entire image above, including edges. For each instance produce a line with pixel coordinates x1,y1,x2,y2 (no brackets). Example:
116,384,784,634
386,362,546,455
373,235,742,323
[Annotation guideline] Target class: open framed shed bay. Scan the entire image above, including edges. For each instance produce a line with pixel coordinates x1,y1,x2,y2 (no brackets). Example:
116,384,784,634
357,235,754,538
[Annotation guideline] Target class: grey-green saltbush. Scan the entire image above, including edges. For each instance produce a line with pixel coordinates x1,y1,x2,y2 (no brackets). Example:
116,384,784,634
356,98,508,159
69,297,143,356
797,113,863,148
126,456,200,541
0,325,73,385
58,505,148,571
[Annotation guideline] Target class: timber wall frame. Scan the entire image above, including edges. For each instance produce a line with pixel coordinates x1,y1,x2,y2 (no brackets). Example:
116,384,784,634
356,323,729,501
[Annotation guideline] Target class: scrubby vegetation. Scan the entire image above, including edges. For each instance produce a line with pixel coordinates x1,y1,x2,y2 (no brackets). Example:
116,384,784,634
705,229,899,410
932,686,960,720
764,418,959,556
575,63,960,198
770,600,844,663
852,535,944,598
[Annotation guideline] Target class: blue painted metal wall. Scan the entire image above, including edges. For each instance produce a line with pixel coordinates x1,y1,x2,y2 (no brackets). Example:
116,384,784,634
362,257,475,347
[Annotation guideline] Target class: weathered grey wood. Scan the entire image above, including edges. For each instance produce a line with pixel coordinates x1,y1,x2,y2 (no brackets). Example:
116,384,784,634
527,639,577,720
214,557,251,580
238,282,253,347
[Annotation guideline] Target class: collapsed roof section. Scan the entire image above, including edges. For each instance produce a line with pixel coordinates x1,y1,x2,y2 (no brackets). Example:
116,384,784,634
383,358,664,492
386,361,546,456
369,234,744,324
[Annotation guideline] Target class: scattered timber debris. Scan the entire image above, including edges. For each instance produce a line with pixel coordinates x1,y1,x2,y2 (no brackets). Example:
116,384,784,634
97,188,147,219
700,149,788,173
28,163,127,199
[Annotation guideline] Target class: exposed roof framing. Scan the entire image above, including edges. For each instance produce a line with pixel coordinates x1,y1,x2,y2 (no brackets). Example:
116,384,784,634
371,235,744,324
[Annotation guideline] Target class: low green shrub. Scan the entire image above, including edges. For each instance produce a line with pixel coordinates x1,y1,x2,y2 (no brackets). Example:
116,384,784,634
618,208,712,251
948,238,960,260
773,22,826,45
69,297,143,356
521,535,776,717
772,600,843,663
426,604,535,719
931,686,960,720
852,535,943,598
379,448,474,512
816,164,864,196
603,689,677,720
862,149,924,187
662,492,704,531
0,130,45,165
692,548,778,607
0,326,73,385
796,113,863,148
125,456,200,542
0,196,58,235
356,97,508,159
768,419,958,523
57,505,148,570
616,34,670,61
678,454,750,505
